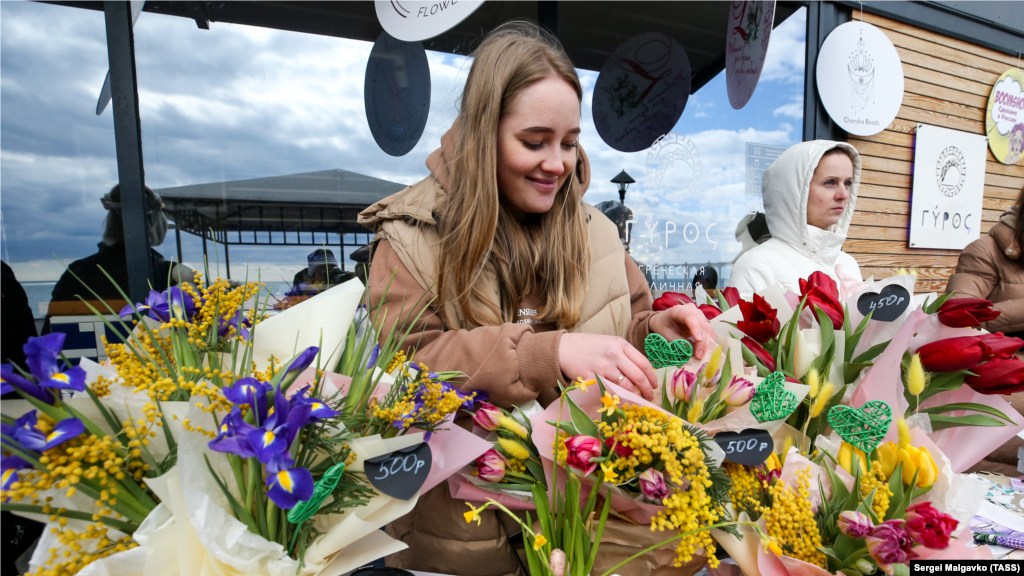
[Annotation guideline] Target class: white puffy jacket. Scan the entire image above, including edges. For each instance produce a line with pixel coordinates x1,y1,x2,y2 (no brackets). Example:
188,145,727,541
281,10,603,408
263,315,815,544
729,140,863,299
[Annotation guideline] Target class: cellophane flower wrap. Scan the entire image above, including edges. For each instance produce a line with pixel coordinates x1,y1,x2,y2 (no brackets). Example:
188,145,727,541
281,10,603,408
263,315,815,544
530,376,735,569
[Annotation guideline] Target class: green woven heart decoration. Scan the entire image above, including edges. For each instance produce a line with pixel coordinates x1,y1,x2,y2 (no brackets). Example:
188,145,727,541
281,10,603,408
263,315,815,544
287,461,347,525
827,400,892,454
645,333,693,369
750,372,798,423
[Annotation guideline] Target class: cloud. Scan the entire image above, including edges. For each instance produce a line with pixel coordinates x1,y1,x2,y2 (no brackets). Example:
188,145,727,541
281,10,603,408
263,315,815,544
773,102,803,118
760,8,806,84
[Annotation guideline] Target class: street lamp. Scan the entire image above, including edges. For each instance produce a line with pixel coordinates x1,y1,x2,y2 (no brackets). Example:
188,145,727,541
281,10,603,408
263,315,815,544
611,170,635,204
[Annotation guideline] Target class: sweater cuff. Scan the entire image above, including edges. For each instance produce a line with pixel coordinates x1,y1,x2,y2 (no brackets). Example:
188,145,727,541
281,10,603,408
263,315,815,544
516,330,567,392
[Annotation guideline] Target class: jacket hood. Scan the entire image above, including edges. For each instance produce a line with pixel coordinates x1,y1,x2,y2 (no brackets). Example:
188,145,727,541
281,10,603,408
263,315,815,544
991,207,1021,261
761,140,861,263
359,122,592,230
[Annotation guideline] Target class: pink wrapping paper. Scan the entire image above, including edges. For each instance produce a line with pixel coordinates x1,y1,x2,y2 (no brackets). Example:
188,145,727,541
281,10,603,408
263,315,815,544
915,539,993,561
757,548,833,576
920,385,1024,473
447,473,537,510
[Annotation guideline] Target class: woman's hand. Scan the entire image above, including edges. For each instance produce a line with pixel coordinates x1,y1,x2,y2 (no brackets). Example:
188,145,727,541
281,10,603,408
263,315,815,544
558,333,658,401
648,303,717,361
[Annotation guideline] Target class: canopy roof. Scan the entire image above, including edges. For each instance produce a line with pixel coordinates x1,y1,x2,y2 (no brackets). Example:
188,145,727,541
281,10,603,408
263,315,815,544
49,1,803,93
157,168,407,238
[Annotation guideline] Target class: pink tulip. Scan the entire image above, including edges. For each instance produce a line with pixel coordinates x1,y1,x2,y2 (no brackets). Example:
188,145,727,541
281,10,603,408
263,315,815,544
837,510,874,538
475,449,507,483
564,435,603,476
639,468,668,501
472,402,502,431
671,369,697,402
722,376,756,407
866,520,917,575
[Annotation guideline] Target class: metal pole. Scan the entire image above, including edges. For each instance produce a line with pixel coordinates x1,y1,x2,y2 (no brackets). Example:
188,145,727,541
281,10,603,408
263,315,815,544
802,2,850,142
104,1,152,304
175,225,183,265
224,240,231,280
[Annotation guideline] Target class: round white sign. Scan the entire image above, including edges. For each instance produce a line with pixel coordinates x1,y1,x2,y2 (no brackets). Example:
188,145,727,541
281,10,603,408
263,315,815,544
815,21,904,137
726,0,776,110
375,1,484,42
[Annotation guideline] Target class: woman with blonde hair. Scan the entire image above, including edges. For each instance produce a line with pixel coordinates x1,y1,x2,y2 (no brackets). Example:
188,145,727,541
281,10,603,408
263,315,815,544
359,21,715,576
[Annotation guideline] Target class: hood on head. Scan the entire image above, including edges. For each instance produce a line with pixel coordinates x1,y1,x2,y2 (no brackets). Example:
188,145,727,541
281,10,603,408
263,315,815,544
761,140,861,249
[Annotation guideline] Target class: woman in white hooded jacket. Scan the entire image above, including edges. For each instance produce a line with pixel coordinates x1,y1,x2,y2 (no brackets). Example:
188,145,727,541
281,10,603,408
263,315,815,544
730,140,863,299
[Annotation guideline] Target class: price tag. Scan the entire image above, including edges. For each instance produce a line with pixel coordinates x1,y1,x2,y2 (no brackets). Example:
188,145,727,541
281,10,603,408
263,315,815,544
713,429,774,466
364,442,432,501
856,284,911,322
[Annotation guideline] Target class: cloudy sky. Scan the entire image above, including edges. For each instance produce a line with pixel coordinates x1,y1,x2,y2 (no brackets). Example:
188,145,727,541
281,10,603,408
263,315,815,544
0,2,806,290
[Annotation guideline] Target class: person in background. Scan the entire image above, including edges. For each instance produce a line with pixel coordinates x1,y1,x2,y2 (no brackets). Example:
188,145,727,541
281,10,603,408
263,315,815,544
729,141,863,299
43,185,195,333
292,248,354,288
692,266,719,299
359,21,714,576
1,261,37,372
946,185,1024,476
733,211,771,260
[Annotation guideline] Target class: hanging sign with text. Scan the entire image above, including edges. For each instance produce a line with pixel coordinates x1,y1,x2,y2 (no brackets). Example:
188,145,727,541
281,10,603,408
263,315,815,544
375,1,483,42
815,21,904,137
986,68,1024,165
726,1,776,110
908,124,988,250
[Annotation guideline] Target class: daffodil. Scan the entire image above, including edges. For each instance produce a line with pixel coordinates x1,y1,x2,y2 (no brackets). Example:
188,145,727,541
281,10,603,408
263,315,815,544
600,461,620,484
598,393,620,416
533,533,548,551
575,377,595,392
464,502,484,525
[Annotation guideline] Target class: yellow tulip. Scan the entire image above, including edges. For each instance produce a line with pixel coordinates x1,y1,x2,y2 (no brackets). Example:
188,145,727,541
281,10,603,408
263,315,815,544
876,441,899,480
838,441,868,477
765,452,782,472
899,444,938,488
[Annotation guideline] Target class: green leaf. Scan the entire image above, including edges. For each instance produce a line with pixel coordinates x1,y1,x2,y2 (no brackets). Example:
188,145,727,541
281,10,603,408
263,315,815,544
920,402,1014,422
525,459,547,488
923,292,954,315
915,370,969,405
559,386,601,439
845,310,874,363
717,291,730,311
843,362,874,385
851,340,888,365
546,420,580,437
815,305,835,358
824,456,851,505
661,369,672,411
203,454,260,535
884,463,905,521
928,413,1008,430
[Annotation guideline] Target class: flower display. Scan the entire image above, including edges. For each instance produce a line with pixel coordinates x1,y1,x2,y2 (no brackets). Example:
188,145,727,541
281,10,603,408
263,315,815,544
721,376,755,406
671,368,697,402
916,336,987,372
936,297,999,328
965,357,1024,395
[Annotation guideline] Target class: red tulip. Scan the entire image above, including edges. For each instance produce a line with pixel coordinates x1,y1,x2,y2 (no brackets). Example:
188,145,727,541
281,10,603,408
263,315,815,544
977,333,1024,360
937,298,1000,328
722,287,741,308
916,336,986,373
741,336,776,372
799,271,844,330
966,357,1024,395
653,292,694,311
737,293,781,343
604,435,634,458
698,304,722,320
905,502,958,550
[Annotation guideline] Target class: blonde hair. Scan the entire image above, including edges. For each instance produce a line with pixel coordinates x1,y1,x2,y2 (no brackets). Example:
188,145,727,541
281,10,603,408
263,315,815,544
435,21,590,329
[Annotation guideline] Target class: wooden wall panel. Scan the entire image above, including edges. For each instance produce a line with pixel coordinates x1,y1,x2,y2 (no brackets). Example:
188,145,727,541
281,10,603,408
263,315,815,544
844,12,1024,293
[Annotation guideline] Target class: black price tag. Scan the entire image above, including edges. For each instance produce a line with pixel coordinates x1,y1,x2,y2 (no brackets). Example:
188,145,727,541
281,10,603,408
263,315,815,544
364,443,432,501
857,284,911,322
714,429,774,466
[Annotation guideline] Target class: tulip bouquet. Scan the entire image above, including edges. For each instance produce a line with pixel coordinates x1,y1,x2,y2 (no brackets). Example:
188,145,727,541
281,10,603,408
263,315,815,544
463,401,547,491
658,344,760,425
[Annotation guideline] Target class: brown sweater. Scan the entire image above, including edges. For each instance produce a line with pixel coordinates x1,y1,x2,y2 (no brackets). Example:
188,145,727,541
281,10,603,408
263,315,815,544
368,239,657,408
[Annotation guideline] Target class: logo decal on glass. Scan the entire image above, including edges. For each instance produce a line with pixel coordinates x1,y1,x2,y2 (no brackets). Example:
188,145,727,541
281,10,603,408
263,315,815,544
646,133,702,201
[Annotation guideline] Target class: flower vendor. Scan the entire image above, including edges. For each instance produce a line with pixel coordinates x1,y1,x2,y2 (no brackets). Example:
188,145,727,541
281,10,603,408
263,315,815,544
358,21,715,576
728,141,864,300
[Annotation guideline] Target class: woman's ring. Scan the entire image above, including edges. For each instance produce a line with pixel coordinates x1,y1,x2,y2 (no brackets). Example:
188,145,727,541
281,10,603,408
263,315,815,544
614,373,625,384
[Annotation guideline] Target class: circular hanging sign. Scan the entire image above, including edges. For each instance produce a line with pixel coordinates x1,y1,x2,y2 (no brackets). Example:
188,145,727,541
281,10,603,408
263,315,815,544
726,0,776,110
374,0,484,42
815,21,904,137
986,68,1024,165
364,31,431,157
592,32,691,153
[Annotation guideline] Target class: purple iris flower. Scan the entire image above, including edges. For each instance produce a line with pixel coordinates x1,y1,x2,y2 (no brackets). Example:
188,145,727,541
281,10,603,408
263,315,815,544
1,454,32,493
265,451,296,475
208,407,257,459
23,333,65,383
217,311,252,340
295,395,340,421
119,290,170,323
265,467,314,509
1,364,52,404
247,414,290,463
283,347,320,377
365,345,380,371
38,366,86,393
223,378,272,422
14,417,85,452
167,287,197,321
